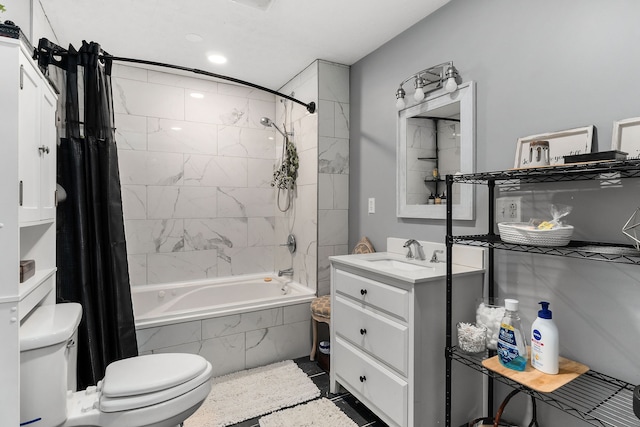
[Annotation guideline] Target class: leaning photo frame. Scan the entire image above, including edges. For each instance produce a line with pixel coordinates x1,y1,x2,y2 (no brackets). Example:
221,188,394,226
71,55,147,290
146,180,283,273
611,117,640,160
513,125,594,168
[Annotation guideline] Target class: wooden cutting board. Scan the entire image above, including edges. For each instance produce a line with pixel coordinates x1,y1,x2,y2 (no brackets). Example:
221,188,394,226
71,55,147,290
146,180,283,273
482,348,589,393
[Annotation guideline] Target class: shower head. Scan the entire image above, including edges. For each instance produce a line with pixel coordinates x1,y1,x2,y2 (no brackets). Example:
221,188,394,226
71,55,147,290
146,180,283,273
260,117,289,139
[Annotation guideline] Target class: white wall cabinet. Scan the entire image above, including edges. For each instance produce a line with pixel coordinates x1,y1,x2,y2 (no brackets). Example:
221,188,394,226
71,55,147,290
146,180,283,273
18,46,57,223
0,36,58,426
330,249,484,427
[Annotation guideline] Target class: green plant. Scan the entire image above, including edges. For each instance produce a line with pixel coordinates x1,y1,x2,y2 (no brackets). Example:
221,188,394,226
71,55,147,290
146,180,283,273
271,137,298,190
0,4,5,13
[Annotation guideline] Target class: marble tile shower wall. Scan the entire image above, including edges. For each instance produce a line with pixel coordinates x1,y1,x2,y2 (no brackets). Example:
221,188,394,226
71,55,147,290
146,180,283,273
275,62,319,290
111,65,279,286
274,60,350,297
317,61,350,297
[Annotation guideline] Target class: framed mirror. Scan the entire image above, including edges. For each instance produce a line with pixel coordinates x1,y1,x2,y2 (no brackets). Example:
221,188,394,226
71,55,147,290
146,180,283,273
397,81,475,219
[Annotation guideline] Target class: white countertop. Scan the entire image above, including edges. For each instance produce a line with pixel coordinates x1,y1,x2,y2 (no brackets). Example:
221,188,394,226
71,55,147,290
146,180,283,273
329,251,484,285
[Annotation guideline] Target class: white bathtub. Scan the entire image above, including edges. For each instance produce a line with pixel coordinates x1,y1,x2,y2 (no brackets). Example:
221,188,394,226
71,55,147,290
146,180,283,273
133,273,316,329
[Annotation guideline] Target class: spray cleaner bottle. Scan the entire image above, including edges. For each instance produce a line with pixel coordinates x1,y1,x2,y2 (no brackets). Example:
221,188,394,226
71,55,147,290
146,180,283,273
531,301,559,374
497,298,527,371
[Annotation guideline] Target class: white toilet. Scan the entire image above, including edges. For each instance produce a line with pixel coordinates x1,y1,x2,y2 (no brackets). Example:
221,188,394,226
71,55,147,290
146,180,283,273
20,302,212,427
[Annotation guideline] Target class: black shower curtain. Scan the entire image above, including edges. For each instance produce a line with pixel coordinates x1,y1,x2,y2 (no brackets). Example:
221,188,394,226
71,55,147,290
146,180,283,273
55,41,138,389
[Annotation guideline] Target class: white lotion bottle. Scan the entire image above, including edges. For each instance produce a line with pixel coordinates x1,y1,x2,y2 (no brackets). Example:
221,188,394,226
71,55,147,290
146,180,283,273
531,301,559,374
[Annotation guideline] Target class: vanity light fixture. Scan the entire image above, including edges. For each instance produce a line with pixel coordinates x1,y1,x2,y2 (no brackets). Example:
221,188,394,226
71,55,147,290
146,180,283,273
395,61,460,109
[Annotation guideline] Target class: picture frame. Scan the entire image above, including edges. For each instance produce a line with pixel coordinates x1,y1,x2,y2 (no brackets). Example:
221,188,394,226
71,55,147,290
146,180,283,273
513,125,594,168
611,117,640,160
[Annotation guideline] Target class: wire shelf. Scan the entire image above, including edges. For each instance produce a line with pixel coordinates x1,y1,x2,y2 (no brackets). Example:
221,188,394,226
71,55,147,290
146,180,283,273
451,235,640,265
450,159,640,185
449,347,640,427
445,159,640,426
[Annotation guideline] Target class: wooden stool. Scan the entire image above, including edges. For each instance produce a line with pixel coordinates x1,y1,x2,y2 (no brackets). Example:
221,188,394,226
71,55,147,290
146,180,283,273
310,295,331,361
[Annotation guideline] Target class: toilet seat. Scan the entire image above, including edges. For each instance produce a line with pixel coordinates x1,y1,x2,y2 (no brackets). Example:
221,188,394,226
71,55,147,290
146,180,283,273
99,353,211,413
63,365,212,427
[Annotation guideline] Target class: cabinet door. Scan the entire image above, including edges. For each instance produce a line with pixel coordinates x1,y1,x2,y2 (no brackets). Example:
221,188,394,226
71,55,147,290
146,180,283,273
334,337,408,427
18,55,41,223
39,88,57,220
334,295,409,375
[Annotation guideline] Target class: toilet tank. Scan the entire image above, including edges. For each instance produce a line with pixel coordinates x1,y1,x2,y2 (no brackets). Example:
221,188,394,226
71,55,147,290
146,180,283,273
20,303,83,427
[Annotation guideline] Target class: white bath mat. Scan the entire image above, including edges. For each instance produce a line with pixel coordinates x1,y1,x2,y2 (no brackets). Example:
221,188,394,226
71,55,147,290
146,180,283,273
259,398,358,427
185,360,320,427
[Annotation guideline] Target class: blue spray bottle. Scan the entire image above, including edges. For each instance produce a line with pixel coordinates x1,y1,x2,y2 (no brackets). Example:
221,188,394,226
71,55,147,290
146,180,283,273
497,298,528,371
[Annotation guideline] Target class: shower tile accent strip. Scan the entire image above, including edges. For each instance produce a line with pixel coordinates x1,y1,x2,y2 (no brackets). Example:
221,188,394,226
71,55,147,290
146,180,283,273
136,303,311,377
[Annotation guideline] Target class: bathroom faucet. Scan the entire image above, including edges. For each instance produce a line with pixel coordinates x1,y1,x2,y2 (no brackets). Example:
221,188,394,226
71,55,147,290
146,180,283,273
430,249,444,263
279,234,297,254
403,239,424,260
278,267,293,277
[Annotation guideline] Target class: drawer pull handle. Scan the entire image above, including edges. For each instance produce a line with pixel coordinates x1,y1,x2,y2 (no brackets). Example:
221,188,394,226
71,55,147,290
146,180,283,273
360,289,367,295
360,328,367,335
359,375,366,382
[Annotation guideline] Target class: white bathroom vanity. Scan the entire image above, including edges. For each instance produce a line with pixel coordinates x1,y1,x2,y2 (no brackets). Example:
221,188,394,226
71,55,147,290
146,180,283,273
329,238,486,427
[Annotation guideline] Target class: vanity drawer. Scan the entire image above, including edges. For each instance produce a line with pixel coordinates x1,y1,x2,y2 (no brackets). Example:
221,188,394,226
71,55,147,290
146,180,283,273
334,336,408,427
334,295,408,375
334,269,409,321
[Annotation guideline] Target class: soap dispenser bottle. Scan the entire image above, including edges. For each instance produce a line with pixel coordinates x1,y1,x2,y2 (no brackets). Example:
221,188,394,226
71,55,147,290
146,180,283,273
531,301,559,374
497,298,527,371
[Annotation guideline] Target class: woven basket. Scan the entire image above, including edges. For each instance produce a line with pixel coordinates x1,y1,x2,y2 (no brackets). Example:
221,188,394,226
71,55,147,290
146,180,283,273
498,222,573,247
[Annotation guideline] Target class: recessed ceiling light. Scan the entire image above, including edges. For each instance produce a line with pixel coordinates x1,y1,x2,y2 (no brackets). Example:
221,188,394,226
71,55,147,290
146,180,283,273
190,92,204,99
185,33,203,43
171,127,182,131
207,54,228,65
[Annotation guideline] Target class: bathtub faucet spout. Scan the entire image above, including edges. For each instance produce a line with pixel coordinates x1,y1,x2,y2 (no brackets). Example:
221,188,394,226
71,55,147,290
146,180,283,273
278,267,293,277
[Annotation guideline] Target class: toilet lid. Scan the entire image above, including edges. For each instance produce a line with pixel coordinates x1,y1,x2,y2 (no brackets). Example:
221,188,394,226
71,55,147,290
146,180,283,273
102,353,209,398
99,357,212,413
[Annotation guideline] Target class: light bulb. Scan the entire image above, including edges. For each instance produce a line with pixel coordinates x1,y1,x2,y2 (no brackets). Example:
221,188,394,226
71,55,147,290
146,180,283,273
413,87,425,102
395,87,406,109
445,77,458,93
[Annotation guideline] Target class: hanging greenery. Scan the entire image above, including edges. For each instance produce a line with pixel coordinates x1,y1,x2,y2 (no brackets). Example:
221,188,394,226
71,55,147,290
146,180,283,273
271,131,298,190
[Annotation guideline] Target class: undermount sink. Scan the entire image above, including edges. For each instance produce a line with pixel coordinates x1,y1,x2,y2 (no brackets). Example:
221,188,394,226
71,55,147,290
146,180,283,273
368,258,434,272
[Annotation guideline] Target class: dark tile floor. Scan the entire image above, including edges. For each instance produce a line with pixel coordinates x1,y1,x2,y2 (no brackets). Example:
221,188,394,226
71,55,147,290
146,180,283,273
226,356,388,427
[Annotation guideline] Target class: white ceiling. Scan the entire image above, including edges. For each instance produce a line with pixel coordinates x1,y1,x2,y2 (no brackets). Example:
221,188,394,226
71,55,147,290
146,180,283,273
38,0,449,90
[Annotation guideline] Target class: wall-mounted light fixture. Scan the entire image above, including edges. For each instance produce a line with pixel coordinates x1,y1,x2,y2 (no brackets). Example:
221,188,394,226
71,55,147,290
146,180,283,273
395,61,460,109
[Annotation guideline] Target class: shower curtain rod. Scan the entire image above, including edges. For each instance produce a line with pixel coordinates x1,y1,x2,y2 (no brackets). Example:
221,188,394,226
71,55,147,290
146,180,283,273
34,38,316,114
105,56,316,114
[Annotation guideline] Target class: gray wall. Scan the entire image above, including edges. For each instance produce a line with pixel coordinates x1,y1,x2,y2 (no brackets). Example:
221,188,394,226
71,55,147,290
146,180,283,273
351,1,640,425
351,0,640,246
